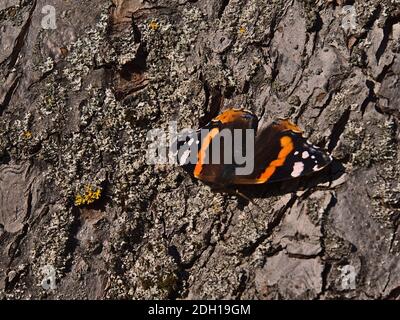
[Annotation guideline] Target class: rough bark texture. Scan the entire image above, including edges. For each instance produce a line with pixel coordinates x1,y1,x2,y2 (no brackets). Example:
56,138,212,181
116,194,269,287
1,0,400,300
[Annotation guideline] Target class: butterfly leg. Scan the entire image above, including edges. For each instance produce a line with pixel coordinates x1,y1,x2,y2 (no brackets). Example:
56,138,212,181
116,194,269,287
209,184,264,232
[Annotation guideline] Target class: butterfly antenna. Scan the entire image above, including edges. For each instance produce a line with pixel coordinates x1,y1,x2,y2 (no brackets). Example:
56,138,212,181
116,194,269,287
234,189,264,211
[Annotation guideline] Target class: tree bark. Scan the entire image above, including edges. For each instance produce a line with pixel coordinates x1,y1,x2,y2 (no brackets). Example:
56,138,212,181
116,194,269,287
0,0,400,299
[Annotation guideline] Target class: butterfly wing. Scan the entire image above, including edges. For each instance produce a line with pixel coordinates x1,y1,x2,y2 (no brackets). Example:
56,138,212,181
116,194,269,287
179,109,258,184
230,119,332,184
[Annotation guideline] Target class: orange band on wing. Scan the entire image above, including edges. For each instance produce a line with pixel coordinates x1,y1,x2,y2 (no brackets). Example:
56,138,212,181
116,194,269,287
194,128,220,178
214,109,249,124
256,136,294,183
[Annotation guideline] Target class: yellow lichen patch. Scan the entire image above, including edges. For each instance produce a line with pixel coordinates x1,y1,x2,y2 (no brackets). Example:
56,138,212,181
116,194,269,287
22,131,33,139
239,26,246,34
74,185,102,207
149,20,159,31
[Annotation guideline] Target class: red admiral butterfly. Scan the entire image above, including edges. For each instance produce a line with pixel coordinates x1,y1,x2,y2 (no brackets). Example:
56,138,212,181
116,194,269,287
175,108,332,186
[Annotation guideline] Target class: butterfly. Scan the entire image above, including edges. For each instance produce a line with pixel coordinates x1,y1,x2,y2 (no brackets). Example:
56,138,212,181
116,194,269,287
175,108,333,187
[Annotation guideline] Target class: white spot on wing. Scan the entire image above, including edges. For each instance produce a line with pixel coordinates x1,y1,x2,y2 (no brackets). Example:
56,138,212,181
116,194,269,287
294,151,299,156
291,162,304,177
313,164,321,171
302,151,310,159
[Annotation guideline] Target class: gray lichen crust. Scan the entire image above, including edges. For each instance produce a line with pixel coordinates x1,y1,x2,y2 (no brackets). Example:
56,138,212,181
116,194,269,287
0,0,400,299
